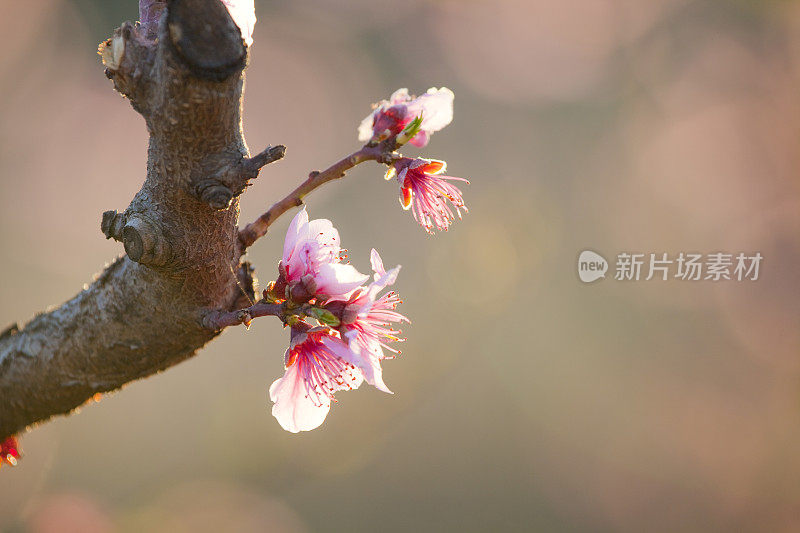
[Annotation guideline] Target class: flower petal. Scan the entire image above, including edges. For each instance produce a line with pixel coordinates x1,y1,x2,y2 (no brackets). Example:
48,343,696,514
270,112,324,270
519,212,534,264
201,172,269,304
370,248,386,279
400,185,413,210
306,218,338,248
408,130,430,147
407,87,454,133
323,334,365,371
282,207,309,264
357,111,375,142
340,330,392,394
315,263,369,297
422,159,446,174
269,363,331,433
389,88,411,105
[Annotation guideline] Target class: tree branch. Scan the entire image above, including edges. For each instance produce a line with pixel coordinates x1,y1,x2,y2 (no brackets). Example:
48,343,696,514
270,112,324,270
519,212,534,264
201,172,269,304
203,301,284,330
238,141,399,249
0,0,267,440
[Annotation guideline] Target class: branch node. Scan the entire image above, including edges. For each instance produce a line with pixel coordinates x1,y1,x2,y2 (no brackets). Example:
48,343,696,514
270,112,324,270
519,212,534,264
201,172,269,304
101,210,127,240
122,214,171,267
166,0,247,81
195,180,234,210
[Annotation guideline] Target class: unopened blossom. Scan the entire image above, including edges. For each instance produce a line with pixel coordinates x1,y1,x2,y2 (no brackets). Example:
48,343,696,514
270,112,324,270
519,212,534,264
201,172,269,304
387,158,468,233
269,329,364,433
280,208,368,299
331,249,408,393
357,87,454,147
0,437,20,468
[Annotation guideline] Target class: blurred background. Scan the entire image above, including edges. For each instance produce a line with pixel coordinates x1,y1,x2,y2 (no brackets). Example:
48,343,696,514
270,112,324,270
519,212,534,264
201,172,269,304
1,0,799,531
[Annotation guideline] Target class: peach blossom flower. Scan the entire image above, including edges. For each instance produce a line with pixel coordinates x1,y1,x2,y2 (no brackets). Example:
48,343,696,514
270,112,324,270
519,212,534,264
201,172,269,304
387,158,468,233
281,208,368,299
269,329,363,433
358,88,454,147
333,249,407,393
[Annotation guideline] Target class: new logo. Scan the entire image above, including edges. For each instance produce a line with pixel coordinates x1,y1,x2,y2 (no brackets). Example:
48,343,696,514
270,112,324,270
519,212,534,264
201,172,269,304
578,250,608,283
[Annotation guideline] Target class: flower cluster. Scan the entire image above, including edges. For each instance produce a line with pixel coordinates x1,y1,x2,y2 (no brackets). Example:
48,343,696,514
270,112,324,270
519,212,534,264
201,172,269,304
257,88,470,433
266,209,408,433
358,87,469,233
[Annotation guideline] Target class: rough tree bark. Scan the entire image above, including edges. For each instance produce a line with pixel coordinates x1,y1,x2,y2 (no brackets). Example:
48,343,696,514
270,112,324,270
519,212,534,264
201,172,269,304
0,0,284,439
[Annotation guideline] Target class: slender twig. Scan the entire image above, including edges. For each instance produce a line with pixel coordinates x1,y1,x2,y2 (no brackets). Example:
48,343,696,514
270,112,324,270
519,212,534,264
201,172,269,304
238,142,399,249
244,145,286,173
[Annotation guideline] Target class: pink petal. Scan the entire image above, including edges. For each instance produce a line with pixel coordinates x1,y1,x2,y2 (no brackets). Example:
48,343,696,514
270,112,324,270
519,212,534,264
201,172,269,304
322,334,365,371
314,263,369,297
370,248,386,279
365,265,401,301
269,362,331,433
282,207,308,265
307,219,339,249
341,330,392,394
409,130,430,148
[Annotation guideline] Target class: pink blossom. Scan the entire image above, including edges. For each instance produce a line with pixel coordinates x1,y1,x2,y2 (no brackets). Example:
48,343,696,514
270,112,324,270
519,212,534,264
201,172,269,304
357,88,454,147
387,158,468,233
333,249,408,393
281,208,368,298
221,0,256,46
269,329,364,433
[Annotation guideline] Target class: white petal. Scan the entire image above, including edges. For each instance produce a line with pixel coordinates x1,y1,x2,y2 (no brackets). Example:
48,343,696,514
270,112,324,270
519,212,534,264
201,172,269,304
413,87,454,132
389,88,411,104
357,112,376,142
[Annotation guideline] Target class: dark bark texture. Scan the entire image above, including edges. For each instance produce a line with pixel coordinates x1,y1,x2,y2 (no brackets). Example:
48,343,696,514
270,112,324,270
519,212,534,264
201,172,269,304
0,0,273,439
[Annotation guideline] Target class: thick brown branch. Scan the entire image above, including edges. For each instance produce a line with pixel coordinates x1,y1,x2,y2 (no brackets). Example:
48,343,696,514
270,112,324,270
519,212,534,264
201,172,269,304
0,0,260,440
238,142,399,249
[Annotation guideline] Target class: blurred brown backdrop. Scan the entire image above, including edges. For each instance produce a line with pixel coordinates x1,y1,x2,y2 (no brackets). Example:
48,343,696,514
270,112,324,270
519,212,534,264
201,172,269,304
1,0,800,531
